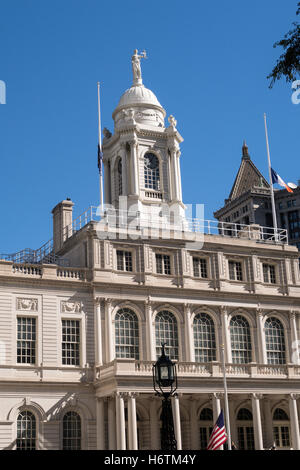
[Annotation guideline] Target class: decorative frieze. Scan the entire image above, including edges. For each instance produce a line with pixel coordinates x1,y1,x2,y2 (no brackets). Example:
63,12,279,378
17,298,38,311
61,301,82,313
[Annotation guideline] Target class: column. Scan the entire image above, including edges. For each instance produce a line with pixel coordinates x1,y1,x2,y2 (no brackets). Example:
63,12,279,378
105,299,114,363
263,396,274,448
128,393,138,450
290,311,299,363
176,151,182,202
289,394,300,450
256,308,267,364
212,393,223,450
96,398,105,450
221,306,231,363
104,160,111,205
251,394,264,450
145,300,156,361
149,398,160,449
108,396,116,450
168,152,173,201
184,304,194,362
172,394,182,450
170,146,180,201
120,143,127,196
116,393,126,450
130,138,139,196
189,397,198,449
95,300,103,366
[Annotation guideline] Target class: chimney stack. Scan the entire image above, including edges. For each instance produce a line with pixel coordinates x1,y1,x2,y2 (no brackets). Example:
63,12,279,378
52,199,74,253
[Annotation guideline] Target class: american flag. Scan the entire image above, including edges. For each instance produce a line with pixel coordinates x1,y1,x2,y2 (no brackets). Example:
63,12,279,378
97,144,103,176
207,410,227,450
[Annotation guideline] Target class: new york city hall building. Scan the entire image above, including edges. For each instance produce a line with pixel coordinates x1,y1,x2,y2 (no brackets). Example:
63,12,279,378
0,51,300,451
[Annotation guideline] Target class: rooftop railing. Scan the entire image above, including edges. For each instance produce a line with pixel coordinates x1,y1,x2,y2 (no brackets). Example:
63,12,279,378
63,206,288,245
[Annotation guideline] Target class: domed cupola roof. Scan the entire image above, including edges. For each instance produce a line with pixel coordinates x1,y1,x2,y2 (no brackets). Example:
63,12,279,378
112,50,166,127
117,84,162,109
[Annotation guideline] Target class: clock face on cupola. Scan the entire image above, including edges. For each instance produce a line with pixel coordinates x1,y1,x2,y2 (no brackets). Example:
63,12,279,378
101,50,185,222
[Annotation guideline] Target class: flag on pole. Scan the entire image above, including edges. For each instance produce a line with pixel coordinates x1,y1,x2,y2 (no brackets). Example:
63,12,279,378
271,168,293,193
97,143,103,176
207,410,228,450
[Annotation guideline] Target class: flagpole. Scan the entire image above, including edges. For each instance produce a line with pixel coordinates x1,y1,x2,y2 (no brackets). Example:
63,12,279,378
221,345,232,450
98,82,104,213
264,113,278,239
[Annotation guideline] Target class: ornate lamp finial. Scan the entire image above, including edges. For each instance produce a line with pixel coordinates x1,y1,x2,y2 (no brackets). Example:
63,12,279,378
131,49,147,86
242,140,250,159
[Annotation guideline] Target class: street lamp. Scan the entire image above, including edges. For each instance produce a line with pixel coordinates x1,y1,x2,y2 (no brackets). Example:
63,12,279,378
153,343,177,450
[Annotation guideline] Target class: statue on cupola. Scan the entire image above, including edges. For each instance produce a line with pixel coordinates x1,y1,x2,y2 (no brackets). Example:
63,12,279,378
131,49,147,86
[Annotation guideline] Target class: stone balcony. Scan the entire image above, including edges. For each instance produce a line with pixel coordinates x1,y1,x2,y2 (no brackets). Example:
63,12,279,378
0,260,89,282
95,359,300,384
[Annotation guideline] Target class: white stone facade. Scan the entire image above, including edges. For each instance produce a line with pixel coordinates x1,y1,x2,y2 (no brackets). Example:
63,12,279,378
0,51,300,450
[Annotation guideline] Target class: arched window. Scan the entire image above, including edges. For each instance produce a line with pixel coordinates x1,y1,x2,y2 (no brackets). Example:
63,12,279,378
16,410,36,450
273,408,290,448
155,311,178,360
199,408,213,450
144,153,160,190
115,308,139,359
265,317,286,365
230,315,252,364
62,411,81,450
237,408,254,450
193,313,216,362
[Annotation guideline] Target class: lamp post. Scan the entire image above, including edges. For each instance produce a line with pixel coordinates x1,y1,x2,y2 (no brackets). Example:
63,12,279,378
153,343,178,450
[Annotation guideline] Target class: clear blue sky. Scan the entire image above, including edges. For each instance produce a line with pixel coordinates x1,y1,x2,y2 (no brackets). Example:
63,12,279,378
0,0,299,253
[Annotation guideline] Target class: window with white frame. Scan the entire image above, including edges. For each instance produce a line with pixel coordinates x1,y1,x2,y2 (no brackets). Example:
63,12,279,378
144,152,160,190
230,315,252,364
193,313,216,362
199,408,213,450
156,254,171,275
17,317,36,364
62,411,82,450
117,250,133,272
265,317,286,365
16,410,37,450
228,260,243,281
114,308,139,359
263,263,276,284
155,311,178,360
273,408,290,448
62,319,80,366
193,257,208,278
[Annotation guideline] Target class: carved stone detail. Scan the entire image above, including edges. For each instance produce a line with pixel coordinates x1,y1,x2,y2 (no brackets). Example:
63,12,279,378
17,298,38,311
61,301,81,313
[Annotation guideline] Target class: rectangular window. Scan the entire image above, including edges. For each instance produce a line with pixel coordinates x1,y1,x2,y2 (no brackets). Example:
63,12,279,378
156,254,171,275
17,317,36,364
228,261,243,281
116,250,133,272
62,320,80,366
263,264,276,284
193,257,208,278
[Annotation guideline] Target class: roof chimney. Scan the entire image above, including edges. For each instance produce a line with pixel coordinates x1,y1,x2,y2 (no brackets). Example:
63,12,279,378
52,199,74,253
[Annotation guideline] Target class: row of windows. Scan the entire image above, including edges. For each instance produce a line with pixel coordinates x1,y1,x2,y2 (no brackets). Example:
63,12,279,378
116,251,278,284
16,311,288,366
199,407,291,450
16,411,81,450
115,309,287,365
17,319,80,366
16,406,291,450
